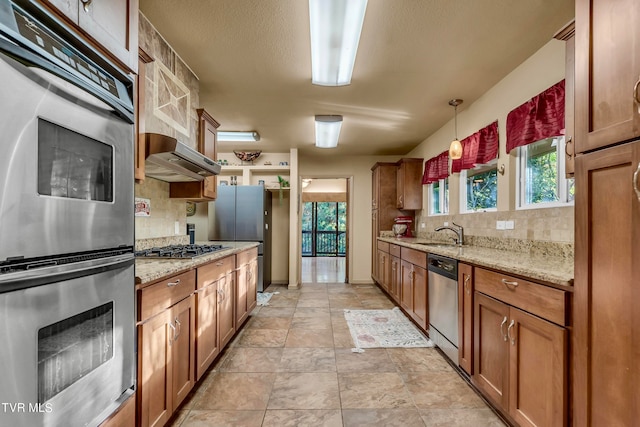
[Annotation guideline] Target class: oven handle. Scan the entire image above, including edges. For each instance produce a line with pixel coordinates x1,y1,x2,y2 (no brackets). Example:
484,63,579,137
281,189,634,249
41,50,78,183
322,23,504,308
0,37,134,123
0,254,134,294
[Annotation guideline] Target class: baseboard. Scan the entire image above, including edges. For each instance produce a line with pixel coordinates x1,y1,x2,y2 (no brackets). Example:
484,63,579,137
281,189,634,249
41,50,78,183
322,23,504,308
347,279,376,285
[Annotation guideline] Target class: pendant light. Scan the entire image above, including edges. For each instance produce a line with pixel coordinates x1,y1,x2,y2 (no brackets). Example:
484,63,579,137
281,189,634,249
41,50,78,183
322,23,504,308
448,99,463,160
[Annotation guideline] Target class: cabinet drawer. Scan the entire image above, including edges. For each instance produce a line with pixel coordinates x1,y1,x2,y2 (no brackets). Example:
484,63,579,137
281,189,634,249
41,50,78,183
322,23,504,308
236,247,258,266
377,240,390,253
400,247,427,269
389,244,401,258
139,270,196,321
197,255,235,289
475,268,567,326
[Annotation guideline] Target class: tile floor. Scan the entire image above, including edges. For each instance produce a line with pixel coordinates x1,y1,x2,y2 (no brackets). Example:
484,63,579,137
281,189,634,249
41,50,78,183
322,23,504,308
169,282,506,427
301,257,346,283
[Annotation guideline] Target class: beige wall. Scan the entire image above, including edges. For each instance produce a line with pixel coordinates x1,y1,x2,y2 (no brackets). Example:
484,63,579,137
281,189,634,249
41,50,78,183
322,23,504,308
299,155,400,284
408,39,574,243
135,13,200,240
271,192,290,283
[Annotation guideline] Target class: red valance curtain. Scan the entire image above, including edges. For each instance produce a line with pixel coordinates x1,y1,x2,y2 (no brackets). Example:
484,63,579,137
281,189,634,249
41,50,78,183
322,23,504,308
506,80,565,154
422,150,449,184
451,120,499,173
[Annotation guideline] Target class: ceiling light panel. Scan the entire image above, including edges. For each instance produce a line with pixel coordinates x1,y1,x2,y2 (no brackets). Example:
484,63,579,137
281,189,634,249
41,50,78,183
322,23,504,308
315,115,343,148
309,0,368,86
217,131,260,142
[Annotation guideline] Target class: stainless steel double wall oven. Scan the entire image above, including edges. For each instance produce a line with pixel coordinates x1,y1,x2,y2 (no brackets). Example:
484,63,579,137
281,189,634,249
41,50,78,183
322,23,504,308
0,1,135,426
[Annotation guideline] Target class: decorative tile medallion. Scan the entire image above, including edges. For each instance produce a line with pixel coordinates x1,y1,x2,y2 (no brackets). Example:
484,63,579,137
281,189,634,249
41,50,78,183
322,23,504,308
153,60,190,136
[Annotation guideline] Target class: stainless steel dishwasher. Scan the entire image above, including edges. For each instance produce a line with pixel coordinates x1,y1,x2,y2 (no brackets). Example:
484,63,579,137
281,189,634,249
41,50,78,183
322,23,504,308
428,254,459,363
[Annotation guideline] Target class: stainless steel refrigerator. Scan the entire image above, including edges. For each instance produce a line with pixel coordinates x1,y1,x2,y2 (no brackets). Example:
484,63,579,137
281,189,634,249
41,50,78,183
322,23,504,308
209,185,271,291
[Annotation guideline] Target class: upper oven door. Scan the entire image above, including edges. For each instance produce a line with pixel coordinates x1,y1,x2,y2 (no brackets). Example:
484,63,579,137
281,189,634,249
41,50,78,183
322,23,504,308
0,45,134,261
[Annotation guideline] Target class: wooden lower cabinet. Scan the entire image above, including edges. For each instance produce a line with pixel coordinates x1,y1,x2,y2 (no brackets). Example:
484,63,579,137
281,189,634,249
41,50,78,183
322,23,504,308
138,294,195,427
195,283,219,381
458,263,473,375
236,248,258,326
389,255,401,302
473,292,567,427
218,271,236,348
377,249,390,292
400,259,427,330
99,394,135,427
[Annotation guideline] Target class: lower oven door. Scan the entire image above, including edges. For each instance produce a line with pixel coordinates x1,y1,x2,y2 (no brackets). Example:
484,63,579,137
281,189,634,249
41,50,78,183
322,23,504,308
0,255,135,427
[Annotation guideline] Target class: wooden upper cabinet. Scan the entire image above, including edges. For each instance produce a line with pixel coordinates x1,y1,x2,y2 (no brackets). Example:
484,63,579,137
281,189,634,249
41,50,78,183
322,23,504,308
40,0,139,73
396,158,423,210
574,0,640,153
198,109,219,200
170,109,220,201
135,49,153,181
554,20,575,177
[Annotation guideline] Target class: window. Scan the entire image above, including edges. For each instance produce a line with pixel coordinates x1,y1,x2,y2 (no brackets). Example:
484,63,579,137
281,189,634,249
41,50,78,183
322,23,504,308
301,202,346,256
461,162,498,212
517,136,574,208
429,178,449,215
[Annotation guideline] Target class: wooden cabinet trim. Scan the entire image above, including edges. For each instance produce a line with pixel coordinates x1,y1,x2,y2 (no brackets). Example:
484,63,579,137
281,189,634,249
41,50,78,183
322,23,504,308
138,270,196,322
389,244,401,258
400,247,427,269
377,240,390,253
475,267,567,326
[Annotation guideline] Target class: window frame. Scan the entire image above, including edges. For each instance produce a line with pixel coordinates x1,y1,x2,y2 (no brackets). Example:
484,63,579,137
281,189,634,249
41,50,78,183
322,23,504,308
459,160,498,213
516,136,575,210
428,177,449,216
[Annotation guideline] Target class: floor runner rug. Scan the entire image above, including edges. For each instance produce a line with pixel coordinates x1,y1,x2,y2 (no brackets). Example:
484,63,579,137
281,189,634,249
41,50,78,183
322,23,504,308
344,307,434,350
256,291,278,306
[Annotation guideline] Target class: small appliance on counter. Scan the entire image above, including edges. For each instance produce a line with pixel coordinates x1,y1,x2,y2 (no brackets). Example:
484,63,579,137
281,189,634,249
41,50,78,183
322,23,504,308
393,216,414,238
186,223,195,244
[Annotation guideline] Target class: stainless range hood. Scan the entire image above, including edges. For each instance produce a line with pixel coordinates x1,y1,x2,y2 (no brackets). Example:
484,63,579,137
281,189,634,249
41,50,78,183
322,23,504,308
144,133,221,182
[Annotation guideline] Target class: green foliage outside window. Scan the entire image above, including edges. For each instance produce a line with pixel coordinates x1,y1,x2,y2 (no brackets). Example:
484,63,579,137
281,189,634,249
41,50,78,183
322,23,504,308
466,168,497,211
522,138,575,206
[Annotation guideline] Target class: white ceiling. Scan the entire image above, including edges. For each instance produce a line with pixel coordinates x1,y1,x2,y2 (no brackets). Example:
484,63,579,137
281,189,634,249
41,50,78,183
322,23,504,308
139,0,574,157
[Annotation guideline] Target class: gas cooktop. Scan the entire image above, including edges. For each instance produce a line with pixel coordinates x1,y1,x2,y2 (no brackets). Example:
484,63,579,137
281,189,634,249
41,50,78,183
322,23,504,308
135,244,229,260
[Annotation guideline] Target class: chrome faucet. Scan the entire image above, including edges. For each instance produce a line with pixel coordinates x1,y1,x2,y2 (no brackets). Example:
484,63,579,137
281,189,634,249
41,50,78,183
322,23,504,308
435,222,464,246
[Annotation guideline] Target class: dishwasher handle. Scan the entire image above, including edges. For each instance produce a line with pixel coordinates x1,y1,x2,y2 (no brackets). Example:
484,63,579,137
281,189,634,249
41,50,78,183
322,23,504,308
427,254,458,280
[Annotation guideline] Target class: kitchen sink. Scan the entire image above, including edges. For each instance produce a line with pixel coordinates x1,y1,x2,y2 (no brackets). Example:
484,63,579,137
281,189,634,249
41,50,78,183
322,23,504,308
415,242,460,248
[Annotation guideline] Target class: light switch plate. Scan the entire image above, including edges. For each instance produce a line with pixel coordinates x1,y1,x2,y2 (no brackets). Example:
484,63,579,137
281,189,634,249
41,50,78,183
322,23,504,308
496,221,506,230
505,220,515,230
175,221,180,235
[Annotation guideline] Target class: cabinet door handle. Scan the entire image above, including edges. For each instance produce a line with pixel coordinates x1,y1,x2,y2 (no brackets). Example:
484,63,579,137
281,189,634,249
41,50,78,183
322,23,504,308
216,261,224,266
500,316,508,342
634,76,640,105
168,321,176,345
507,320,516,345
564,136,573,158
633,163,640,202
217,289,223,304
464,274,471,295
399,195,403,205
167,279,181,287
501,278,519,289
174,318,181,341
81,0,93,12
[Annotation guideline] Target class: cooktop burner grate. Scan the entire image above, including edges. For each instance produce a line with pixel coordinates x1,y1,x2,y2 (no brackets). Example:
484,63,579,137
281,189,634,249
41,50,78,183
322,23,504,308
135,244,229,259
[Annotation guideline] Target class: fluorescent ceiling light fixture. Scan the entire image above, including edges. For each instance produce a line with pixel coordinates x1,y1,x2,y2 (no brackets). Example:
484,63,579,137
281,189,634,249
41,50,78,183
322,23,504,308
315,115,343,148
309,0,368,86
217,131,260,142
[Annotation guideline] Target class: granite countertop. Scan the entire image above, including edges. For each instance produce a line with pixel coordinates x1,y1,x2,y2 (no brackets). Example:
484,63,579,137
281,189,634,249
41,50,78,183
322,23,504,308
135,241,259,286
378,237,574,288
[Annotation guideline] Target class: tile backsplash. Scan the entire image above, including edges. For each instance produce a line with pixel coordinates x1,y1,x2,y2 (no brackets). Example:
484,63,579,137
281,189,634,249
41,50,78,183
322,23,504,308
416,206,574,243
135,12,200,240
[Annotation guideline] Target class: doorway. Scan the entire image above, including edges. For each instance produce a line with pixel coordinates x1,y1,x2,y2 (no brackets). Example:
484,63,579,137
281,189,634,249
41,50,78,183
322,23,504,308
300,178,349,283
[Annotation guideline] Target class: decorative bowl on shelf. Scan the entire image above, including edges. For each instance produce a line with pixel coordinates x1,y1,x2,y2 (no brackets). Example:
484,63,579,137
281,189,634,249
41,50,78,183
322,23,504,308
233,150,262,164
